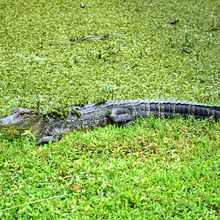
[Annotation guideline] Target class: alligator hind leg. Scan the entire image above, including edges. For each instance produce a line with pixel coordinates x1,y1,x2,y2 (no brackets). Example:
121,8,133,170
37,135,60,145
108,108,134,125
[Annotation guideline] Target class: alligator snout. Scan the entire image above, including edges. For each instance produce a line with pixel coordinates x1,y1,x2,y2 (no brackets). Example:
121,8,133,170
0,108,42,131
0,115,16,129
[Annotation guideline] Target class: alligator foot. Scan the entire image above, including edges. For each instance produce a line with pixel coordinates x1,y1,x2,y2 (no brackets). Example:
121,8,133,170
37,135,60,145
109,108,134,125
122,120,135,127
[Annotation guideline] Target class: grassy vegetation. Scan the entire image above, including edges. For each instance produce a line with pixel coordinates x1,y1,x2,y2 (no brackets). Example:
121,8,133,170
0,0,219,219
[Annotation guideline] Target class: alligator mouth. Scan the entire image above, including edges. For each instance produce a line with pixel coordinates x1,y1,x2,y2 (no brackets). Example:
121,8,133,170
0,121,20,130
0,116,22,130
0,108,44,136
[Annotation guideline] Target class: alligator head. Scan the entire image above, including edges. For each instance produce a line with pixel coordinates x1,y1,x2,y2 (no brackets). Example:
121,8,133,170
0,108,43,135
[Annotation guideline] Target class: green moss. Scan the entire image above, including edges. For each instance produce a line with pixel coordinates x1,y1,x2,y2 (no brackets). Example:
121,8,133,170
94,98,108,105
46,107,70,120
70,109,81,118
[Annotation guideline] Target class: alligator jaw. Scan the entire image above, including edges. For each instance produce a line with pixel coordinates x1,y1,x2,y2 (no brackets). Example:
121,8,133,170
0,108,43,134
0,114,18,129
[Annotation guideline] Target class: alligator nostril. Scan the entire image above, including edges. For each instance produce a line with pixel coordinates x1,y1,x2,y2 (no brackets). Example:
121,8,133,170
12,108,19,113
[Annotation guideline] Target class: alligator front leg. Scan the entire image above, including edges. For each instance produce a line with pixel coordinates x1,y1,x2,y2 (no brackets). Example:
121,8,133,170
37,135,61,145
109,108,134,125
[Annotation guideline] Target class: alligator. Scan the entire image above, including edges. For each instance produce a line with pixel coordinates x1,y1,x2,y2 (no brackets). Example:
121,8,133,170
0,99,219,145
69,34,112,42
69,33,122,42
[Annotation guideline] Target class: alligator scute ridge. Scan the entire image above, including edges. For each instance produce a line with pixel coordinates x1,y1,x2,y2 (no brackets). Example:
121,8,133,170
0,99,219,145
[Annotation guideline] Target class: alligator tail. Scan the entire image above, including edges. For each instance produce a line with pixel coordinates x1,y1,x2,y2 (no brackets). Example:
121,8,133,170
145,101,220,119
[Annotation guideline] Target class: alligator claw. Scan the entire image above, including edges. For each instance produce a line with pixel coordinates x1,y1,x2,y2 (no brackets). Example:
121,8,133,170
37,135,60,145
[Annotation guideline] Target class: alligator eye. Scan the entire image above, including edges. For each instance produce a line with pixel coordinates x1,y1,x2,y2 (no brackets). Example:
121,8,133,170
18,112,27,116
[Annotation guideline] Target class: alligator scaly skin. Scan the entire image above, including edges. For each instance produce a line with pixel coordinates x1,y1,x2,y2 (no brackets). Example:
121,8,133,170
42,99,220,135
0,99,219,145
